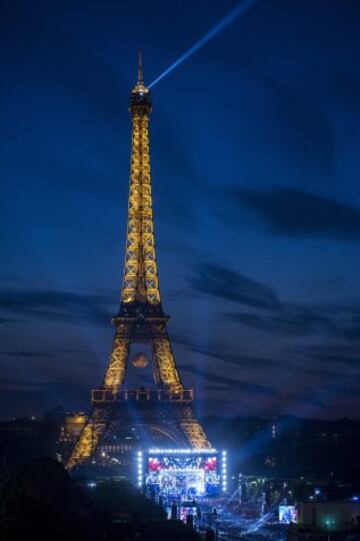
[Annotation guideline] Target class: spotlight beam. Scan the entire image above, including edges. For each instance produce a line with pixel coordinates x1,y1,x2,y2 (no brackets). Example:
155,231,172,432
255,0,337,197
149,0,259,89
70,0,259,154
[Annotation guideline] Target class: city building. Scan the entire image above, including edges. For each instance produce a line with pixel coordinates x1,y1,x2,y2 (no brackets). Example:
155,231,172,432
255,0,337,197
298,500,360,531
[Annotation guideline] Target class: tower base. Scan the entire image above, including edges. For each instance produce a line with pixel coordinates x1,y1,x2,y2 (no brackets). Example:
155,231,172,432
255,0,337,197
68,389,210,472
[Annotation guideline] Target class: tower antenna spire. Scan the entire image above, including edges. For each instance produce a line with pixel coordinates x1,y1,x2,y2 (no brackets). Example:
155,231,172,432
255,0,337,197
138,49,143,83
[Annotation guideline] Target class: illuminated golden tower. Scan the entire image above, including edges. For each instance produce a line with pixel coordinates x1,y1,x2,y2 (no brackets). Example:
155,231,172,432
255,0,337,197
67,53,210,469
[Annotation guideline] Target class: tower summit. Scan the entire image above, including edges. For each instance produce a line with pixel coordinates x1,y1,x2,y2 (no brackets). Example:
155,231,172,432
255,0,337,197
130,50,151,108
67,55,211,470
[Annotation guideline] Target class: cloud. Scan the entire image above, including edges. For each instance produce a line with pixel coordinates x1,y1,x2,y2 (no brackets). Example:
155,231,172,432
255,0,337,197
175,339,281,369
2,351,49,358
150,111,205,230
0,377,52,390
291,344,360,368
0,274,26,285
225,305,332,336
181,364,278,396
334,321,360,341
303,367,360,389
188,262,281,309
250,69,335,178
188,262,360,348
0,288,113,326
0,317,22,326
233,187,360,240
187,262,360,344
54,348,108,355
317,355,360,368
333,69,360,113
204,385,231,392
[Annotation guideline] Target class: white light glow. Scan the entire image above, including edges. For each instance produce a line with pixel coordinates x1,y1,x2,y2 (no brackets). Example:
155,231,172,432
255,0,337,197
221,449,228,494
148,448,217,454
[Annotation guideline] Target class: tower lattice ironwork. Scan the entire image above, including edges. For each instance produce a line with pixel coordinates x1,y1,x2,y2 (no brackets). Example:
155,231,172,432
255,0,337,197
67,53,210,469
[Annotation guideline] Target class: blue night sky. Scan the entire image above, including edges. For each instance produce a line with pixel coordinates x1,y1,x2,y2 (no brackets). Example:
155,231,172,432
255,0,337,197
1,0,360,419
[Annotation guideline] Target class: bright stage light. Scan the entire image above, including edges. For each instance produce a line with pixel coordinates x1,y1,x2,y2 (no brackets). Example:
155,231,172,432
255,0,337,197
87,481,97,488
143,449,221,498
220,449,228,493
148,448,217,454
136,450,144,488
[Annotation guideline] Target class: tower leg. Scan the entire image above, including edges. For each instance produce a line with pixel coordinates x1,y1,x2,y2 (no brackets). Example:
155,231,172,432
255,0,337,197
66,407,109,469
179,407,212,449
152,330,182,391
67,333,131,468
103,336,130,393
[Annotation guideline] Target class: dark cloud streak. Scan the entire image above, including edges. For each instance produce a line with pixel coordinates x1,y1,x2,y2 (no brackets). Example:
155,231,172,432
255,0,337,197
188,262,281,309
0,288,114,326
233,187,360,240
182,364,278,396
225,306,332,336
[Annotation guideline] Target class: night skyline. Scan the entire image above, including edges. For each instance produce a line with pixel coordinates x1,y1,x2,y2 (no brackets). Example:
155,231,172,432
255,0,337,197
1,0,360,420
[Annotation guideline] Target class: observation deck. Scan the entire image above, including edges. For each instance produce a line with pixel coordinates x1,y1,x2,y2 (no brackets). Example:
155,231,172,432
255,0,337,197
91,388,194,405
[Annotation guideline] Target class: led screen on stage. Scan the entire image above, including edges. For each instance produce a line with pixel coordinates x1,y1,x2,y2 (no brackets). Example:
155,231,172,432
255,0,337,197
145,453,220,498
279,505,298,524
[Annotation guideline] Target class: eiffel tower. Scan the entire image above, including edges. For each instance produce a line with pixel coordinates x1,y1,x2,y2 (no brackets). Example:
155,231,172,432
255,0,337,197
67,53,211,469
